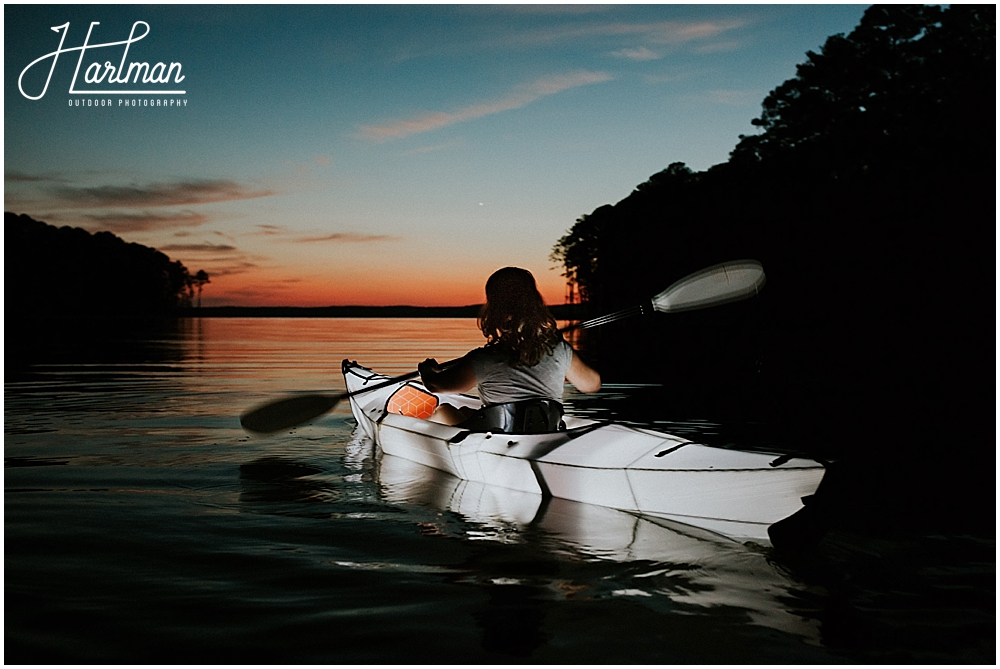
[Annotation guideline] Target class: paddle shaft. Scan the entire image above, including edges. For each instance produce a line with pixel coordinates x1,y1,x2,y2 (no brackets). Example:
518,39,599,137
560,303,649,332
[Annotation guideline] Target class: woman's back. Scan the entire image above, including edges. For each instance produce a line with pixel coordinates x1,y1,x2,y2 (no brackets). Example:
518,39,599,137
468,339,573,405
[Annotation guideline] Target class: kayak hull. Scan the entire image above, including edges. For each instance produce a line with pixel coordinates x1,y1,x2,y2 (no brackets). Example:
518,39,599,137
343,360,825,541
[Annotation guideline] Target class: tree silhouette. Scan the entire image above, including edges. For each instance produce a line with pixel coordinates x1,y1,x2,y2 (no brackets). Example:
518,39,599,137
549,206,611,306
192,270,210,308
549,3,992,450
732,4,993,179
5,212,199,317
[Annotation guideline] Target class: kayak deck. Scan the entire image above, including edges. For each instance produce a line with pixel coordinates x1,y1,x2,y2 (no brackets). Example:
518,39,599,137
342,360,825,541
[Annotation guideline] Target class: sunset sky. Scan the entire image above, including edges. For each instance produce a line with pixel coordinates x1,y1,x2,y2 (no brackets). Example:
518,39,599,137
5,4,868,307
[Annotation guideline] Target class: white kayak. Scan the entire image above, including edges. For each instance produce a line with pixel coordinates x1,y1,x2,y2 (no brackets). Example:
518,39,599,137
342,359,825,542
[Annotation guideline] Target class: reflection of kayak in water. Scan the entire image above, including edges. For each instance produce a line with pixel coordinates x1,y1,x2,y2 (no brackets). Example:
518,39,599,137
372,447,823,645
377,445,739,556
344,360,825,542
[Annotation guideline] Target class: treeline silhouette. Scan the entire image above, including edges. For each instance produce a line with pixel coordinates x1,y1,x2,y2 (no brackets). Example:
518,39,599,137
6,212,207,318
552,5,993,535
174,304,588,319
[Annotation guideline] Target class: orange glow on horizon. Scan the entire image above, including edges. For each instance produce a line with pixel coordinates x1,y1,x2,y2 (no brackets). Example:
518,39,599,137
202,267,569,308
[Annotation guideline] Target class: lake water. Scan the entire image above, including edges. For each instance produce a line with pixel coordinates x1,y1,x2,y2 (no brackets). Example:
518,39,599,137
5,318,993,663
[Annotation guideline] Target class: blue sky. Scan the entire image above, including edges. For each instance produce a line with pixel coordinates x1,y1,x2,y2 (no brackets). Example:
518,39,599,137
5,4,869,306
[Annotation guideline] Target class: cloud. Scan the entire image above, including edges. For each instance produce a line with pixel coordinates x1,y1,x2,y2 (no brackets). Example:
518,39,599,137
257,224,287,235
610,46,661,61
488,19,745,49
154,242,259,277
295,232,399,243
252,224,398,243
374,14,746,66
79,210,208,233
656,20,744,42
159,243,239,253
196,260,260,277
358,70,613,140
5,171,63,183
50,179,276,209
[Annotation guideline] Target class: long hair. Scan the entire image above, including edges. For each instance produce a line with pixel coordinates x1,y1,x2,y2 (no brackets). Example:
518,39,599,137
478,267,561,367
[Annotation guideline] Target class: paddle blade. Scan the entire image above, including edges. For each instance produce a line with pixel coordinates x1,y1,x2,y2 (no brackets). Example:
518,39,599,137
652,260,765,313
240,393,341,434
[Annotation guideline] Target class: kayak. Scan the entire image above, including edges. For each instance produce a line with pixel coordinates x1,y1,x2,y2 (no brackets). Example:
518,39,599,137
342,359,825,542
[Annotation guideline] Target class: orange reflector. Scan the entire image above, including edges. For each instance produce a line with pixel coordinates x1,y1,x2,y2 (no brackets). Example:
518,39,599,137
386,383,439,419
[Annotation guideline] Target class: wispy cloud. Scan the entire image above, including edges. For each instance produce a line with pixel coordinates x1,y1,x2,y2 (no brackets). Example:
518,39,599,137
653,20,744,42
610,46,661,61
253,224,399,243
487,19,745,49
159,243,239,253
196,260,260,278
295,232,399,243
5,171,64,183
50,179,276,209
358,70,613,141
154,241,258,277
79,210,208,233
257,224,286,235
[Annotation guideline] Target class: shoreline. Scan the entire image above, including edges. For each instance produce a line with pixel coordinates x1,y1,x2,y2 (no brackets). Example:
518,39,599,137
12,304,591,321
173,304,590,319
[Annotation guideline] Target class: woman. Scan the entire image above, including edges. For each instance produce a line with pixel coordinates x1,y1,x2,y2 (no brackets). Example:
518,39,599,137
418,267,600,432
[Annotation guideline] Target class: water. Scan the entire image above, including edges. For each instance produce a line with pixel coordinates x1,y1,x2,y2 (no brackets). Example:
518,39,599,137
5,318,993,663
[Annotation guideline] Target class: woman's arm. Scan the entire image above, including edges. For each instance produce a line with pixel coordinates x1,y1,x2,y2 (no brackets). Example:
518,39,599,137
418,356,477,394
566,350,601,393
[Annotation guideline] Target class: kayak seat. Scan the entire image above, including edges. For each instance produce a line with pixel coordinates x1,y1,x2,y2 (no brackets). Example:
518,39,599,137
458,399,565,434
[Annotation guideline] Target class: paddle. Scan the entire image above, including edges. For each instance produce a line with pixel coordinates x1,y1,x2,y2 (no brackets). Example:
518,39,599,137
239,259,765,434
563,259,766,331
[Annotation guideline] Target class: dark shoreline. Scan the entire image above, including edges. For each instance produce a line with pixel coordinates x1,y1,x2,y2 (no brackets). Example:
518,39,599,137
173,304,590,319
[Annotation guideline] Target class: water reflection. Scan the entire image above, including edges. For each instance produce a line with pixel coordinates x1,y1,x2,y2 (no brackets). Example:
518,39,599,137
8,317,194,377
238,458,340,514
370,438,823,645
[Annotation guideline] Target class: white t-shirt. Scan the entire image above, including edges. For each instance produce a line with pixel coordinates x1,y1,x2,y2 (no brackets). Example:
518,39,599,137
466,339,573,405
